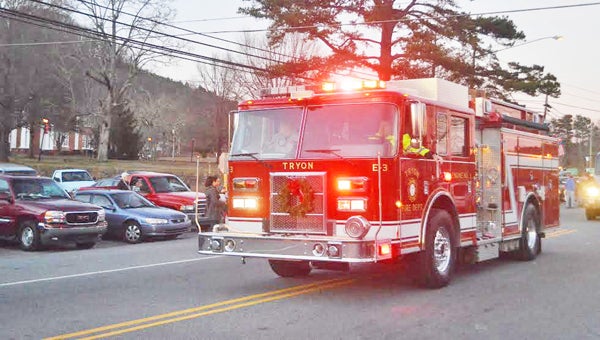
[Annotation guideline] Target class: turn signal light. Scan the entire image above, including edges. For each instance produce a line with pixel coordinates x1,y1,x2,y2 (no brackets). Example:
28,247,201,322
232,178,259,191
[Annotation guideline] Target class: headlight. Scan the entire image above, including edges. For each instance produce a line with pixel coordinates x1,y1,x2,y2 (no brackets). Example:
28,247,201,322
232,197,258,209
97,209,106,222
180,205,194,212
44,211,66,224
144,218,169,225
586,187,600,197
337,198,367,212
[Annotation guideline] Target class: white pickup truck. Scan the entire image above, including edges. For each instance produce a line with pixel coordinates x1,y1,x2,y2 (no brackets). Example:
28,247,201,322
52,169,96,193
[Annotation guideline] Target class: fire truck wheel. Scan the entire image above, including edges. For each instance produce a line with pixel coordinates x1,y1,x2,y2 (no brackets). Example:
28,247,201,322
420,210,456,289
517,204,541,261
268,260,312,277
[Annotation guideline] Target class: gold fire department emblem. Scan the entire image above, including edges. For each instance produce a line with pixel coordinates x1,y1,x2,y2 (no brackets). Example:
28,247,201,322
407,177,418,202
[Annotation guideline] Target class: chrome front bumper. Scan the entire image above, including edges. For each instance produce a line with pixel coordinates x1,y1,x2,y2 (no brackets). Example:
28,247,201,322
198,231,392,263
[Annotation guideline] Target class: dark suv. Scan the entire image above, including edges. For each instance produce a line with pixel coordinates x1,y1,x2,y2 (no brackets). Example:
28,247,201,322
0,175,107,250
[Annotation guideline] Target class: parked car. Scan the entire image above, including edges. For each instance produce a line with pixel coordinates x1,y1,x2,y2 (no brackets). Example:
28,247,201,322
74,190,191,243
84,171,211,230
52,169,96,193
80,175,123,190
0,163,37,176
0,174,107,250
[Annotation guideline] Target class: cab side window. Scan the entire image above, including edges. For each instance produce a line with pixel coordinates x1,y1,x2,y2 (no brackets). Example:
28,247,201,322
450,116,468,156
436,113,448,156
91,195,113,209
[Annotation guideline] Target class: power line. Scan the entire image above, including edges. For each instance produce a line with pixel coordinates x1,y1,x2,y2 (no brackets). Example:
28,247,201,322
197,2,600,35
0,7,269,74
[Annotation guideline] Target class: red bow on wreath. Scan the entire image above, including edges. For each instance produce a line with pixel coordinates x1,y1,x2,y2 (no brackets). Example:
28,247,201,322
288,179,304,203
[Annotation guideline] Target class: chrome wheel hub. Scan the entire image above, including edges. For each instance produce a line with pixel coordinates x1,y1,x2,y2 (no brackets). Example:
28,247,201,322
21,227,33,247
434,228,451,273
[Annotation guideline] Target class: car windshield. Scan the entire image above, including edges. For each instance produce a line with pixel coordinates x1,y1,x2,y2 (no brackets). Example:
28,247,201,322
62,171,93,182
229,103,399,159
111,192,154,209
12,178,69,199
148,176,189,193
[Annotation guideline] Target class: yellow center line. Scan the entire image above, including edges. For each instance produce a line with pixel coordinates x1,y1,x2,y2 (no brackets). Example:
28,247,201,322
45,278,355,340
547,229,577,238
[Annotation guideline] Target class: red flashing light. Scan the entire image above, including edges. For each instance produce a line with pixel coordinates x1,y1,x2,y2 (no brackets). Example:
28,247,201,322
443,172,452,182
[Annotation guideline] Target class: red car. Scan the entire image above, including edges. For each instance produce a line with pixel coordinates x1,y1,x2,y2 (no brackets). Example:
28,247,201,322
82,171,212,229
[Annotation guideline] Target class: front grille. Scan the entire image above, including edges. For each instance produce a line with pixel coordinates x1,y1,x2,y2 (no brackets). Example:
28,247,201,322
65,211,98,225
270,172,326,234
196,199,207,216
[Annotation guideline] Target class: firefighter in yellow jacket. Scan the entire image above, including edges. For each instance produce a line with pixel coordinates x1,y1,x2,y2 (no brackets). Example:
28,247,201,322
402,133,433,158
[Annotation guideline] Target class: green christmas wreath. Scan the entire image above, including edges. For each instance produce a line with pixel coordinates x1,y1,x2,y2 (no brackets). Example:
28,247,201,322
278,178,315,217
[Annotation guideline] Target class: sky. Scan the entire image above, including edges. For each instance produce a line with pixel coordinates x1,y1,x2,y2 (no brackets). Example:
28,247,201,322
151,0,600,122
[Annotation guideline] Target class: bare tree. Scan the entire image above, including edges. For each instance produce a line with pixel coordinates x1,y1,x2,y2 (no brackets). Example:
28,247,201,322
73,0,173,161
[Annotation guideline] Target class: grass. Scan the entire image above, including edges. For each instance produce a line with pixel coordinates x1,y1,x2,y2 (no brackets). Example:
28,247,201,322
9,154,222,186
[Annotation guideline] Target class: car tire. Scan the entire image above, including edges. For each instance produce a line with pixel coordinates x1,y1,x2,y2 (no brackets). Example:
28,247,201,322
418,210,456,289
19,221,41,251
268,260,312,277
517,204,541,261
123,221,143,244
76,242,96,249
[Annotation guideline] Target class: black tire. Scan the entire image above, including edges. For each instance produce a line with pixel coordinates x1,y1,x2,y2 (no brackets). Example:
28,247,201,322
419,210,456,289
18,221,41,251
123,221,143,244
268,260,312,277
585,209,596,221
76,242,96,249
517,204,541,261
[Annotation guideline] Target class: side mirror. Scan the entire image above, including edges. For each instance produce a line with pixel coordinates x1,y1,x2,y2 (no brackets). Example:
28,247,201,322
0,192,13,203
102,205,116,212
53,177,61,182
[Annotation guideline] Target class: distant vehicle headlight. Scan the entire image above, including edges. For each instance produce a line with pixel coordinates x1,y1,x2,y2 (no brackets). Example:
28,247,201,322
144,218,169,225
180,205,194,212
586,187,600,197
44,211,66,224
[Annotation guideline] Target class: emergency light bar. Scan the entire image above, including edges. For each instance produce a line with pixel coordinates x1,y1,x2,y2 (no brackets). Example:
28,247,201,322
259,79,386,99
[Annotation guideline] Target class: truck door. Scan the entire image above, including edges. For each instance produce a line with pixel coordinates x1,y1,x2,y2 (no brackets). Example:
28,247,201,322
0,178,14,236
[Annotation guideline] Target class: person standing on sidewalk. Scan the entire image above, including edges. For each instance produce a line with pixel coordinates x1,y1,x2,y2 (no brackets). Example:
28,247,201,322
565,174,576,208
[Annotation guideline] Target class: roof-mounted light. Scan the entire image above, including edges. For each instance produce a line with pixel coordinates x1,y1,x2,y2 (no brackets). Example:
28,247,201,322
321,79,386,92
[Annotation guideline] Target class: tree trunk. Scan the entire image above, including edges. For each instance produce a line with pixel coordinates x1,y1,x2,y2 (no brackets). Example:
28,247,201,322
0,124,10,162
28,123,35,159
97,111,111,162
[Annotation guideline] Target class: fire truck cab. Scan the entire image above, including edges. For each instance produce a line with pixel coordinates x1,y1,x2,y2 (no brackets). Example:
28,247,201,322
198,78,560,288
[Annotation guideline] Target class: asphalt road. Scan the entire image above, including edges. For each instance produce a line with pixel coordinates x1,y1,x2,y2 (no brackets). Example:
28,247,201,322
0,205,598,340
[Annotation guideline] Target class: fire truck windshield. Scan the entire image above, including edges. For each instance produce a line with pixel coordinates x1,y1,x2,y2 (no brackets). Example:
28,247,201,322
230,103,398,159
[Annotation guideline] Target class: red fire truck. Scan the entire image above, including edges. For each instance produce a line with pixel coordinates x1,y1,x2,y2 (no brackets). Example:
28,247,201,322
198,78,560,288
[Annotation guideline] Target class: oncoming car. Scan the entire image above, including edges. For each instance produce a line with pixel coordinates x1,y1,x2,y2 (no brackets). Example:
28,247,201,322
74,190,191,243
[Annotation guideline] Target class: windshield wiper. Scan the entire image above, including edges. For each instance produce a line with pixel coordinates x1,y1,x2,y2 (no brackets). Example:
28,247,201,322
304,149,355,166
230,152,273,170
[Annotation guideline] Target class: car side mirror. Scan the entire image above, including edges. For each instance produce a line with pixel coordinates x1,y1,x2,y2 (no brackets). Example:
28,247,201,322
0,192,13,203
53,177,61,182
102,205,116,212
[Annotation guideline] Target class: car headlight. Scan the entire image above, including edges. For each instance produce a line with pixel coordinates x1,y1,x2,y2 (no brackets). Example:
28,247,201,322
586,187,600,197
144,218,169,225
97,209,106,222
44,211,66,224
180,205,194,212
232,197,258,209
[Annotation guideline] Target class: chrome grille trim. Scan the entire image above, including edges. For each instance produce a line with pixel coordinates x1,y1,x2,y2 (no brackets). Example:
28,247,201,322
270,172,327,234
65,211,99,226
